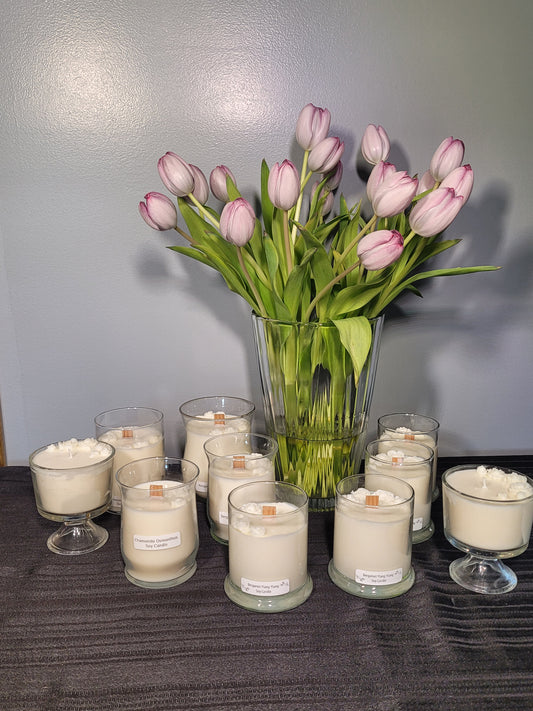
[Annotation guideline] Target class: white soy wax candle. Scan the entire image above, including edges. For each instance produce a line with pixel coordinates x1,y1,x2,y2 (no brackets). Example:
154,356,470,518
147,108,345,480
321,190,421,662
225,481,313,612
30,438,115,516
95,408,164,514
443,465,533,552
179,396,255,498
117,457,199,588
205,432,277,544
328,473,415,598
365,439,434,543
377,413,439,500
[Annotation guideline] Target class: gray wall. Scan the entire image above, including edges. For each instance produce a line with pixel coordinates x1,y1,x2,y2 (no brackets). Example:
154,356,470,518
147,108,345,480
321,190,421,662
1,0,532,464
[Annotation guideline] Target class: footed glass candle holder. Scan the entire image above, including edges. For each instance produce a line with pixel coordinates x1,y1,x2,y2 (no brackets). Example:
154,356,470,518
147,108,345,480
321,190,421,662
179,396,255,499
442,464,533,594
117,457,199,589
225,480,312,612
328,473,415,598
29,438,115,555
204,432,277,544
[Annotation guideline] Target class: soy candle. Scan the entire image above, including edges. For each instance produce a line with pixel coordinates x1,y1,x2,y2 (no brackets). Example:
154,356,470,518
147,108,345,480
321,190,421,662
328,473,415,598
225,481,313,612
30,438,114,516
117,457,199,588
443,465,533,552
95,407,164,513
179,396,255,497
205,432,277,544
365,439,434,543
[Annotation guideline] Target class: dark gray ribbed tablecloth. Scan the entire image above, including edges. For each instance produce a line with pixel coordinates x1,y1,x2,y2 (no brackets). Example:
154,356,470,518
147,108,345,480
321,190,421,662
1,456,533,711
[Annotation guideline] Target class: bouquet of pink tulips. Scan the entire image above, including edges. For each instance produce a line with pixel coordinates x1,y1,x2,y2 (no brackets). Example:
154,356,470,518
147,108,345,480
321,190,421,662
139,103,497,502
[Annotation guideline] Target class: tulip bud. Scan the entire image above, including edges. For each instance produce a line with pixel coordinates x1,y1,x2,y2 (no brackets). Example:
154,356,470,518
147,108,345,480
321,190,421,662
295,103,331,151
357,229,404,270
361,124,391,165
429,137,465,181
139,192,178,231
158,152,195,197
209,165,237,202
219,198,256,247
308,137,345,174
267,160,300,211
440,164,474,203
409,187,464,237
311,182,334,216
366,161,396,203
371,170,418,218
188,164,209,205
324,161,343,191
417,170,436,195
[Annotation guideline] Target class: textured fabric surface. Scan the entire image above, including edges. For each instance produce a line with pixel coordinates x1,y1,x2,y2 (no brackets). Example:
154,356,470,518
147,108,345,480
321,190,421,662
1,457,533,710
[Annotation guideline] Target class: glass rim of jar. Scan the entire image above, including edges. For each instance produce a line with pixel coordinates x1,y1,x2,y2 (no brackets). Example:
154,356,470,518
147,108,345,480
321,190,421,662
179,396,255,419
442,464,533,504
377,412,440,434
29,440,115,473
115,456,199,490
365,438,434,465
94,406,163,428
336,473,415,506
204,432,278,458
228,480,308,516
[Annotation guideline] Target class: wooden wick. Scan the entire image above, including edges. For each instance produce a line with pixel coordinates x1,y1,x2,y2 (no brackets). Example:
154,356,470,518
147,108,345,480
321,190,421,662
403,433,415,441
122,429,133,438
150,484,164,497
262,505,276,516
232,455,246,469
214,412,225,426
391,456,404,465
365,494,380,507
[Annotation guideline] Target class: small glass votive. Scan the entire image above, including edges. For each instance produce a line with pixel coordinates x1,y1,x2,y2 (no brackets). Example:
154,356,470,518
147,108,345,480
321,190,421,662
179,396,255,499
95,407,164,514
225,480,313,613
29,437,115,555
204,432,277,544
328,473,415,598
377,413,440,501
442,464,533,594
365,438,434,544
116,457,199,589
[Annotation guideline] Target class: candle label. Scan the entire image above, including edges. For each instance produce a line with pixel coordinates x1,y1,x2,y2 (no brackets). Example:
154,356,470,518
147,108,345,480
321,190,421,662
240,577,290,597
355,567,403,586
133,532,182,551
413,516,423,531
196,481,208,494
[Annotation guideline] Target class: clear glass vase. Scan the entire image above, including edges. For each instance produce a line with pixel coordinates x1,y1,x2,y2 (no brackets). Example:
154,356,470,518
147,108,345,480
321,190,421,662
251,314,384,511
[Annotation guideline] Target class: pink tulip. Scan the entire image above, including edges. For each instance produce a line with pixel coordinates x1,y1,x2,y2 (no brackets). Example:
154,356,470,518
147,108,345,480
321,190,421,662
429,137,465,181
308,137,345,174
366,161,396,203
371,170,418,218
267,160,300,210
209,165,237,202
417,170,436,195
357,229,404,270
441,164,474,203
158,152,195,197
311,182,334,216
409,187,464,237
295,103,331,151
139,192,178,231
361,124,391,165
188,164,209,205
324,161,343,190
219,198,256,247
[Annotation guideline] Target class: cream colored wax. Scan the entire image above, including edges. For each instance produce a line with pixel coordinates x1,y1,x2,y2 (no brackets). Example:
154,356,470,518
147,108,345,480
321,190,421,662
229,502,308,596
184,412,251,496
443,466,533,551
367,448,431,531
121,480,198,583
31,438,113,515
381,427,437,489
333,488,412,586
209,454,275,541
99,427,164,512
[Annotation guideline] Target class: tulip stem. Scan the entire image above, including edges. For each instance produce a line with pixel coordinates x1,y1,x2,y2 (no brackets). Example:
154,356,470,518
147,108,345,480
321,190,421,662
291,151,309,242
187,193,220,230
304,259,360,321
174,226,194,243
237,247,267,316
283,210,293,274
